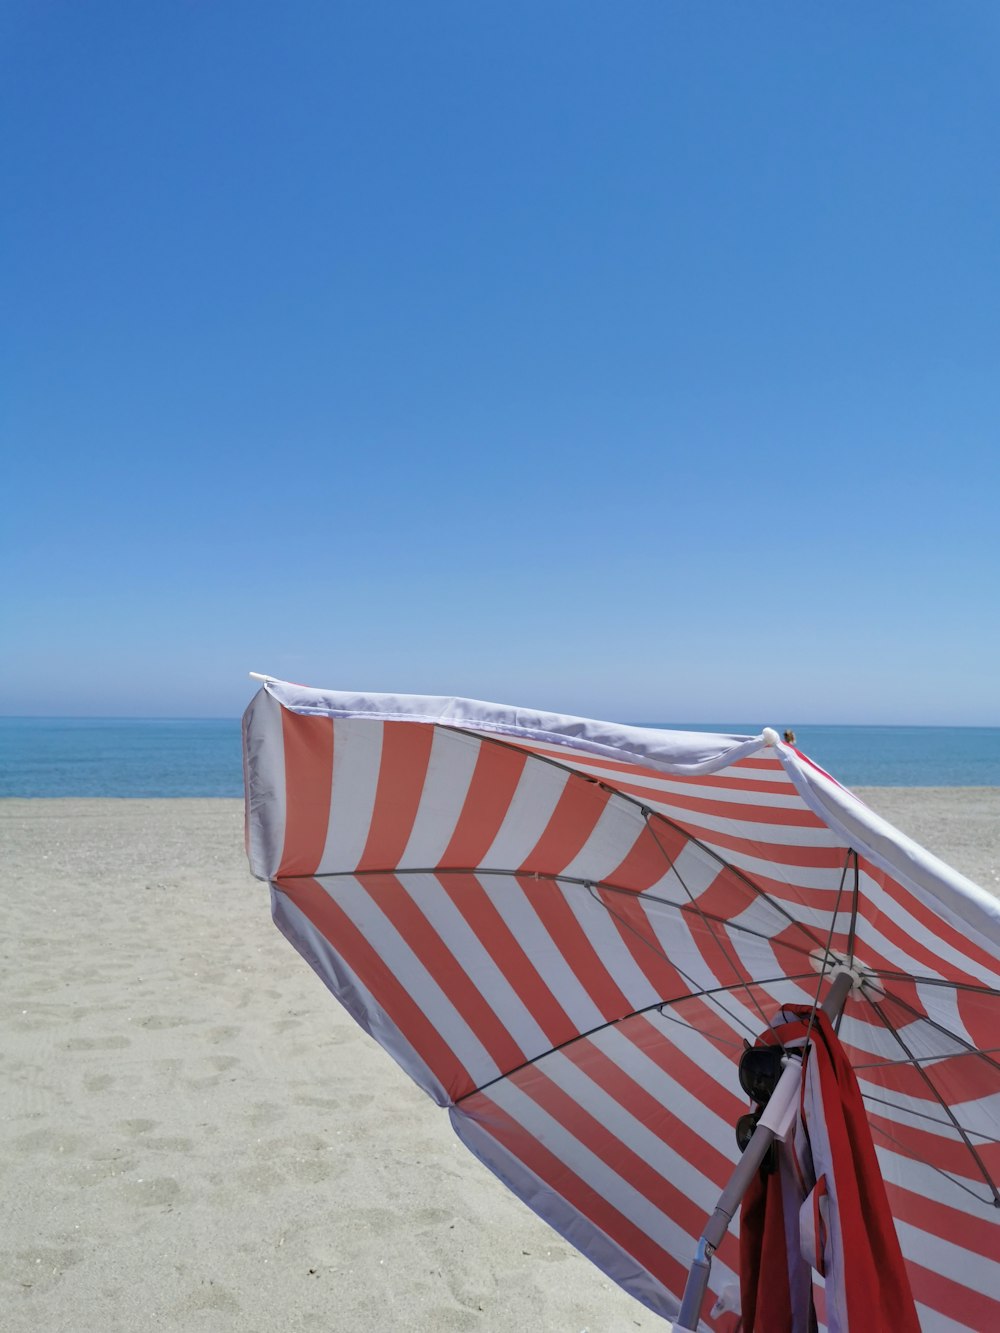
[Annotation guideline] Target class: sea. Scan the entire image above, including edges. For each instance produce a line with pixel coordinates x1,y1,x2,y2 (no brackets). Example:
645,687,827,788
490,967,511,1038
1,717,998,797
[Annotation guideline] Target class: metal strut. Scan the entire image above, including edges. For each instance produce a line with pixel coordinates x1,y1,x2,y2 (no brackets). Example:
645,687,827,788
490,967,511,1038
673,969,854,1332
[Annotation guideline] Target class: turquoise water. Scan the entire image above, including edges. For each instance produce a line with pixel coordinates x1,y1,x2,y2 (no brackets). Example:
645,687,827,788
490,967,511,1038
1,717,998,797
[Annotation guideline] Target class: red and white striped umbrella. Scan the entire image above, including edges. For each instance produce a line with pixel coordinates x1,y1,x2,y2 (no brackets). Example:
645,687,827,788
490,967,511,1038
243,679,1000,1331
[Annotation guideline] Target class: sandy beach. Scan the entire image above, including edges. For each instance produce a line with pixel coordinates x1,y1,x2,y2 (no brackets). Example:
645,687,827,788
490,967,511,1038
2,791,997,1332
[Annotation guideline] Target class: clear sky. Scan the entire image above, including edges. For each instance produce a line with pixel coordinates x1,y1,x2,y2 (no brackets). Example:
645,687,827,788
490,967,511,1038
3,3,998,724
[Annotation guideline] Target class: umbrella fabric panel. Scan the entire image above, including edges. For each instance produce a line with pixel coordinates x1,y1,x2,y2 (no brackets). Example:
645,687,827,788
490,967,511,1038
452,1016,749,1330
244,683,1000,1330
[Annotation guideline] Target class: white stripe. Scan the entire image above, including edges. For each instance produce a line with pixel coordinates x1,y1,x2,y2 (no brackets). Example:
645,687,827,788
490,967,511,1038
642,796,840,848
700,844,849,892
474,873,606,1034
323,875,500,1088
624,1008,750,1109
615,772,806,810
859,1078,1000,1141
663,840,727,898
896,1218,1000,1301
835,1013,937,1061
320,719,384,872
558,879,662,1010
540,1050,740,1257
861,1088,1000,1150
642,893,746,1010
558,794,647,883
395,871,551,1060
912,1305,982,1333
521,744,798,791
724,930,818,1005
399,727,480,867
874,1141,1000,1212
449,1106,680,1322
853,868,1000,988
593,1023,741,1175
915,981,979,1050
271,889,448,1105
481,758,570,869
487,1077,738,1287
244,687,288,878
723,896,853,944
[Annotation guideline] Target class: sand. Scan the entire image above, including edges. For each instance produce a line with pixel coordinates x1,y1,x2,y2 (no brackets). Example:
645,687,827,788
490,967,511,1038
2,791,997,1332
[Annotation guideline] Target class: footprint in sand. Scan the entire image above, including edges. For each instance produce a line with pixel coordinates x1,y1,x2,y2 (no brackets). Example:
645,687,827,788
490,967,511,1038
126,1176,183,1206
175,1283,240,1317
118,1118,157,1136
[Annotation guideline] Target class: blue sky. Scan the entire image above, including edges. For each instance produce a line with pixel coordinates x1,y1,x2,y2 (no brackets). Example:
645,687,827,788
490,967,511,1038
4,3,998,723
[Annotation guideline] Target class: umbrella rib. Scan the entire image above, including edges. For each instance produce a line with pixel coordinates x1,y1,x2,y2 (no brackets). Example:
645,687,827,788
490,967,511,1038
642,814,771,1028
804,848,853,1049
860,1091,1000,1145
845,848,861,966
591,874,819,959
452,993,716,1104
446,725,831,957
853,1045,1000,1069
867,1118,1000,1208
584,880,776,1041
867,998,1000,1206
455,971,821,1105
295,865,824,962
860,985,1000,1078
863,969,999,996
840,850,860,1033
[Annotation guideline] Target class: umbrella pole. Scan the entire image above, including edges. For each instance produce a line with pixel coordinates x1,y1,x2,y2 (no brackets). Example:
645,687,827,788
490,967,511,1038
673,970,854,1332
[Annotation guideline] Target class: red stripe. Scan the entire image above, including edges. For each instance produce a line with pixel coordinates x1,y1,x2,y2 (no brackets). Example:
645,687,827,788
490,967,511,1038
883,1177,1000,1263
867,1109,1000,1184
594,887,691,1000
440,739,528,867
855,902,992,994
512,1059,731,1267
616,782,827,828
656,817,848,868
905,1256,1000,1328
518,744,794,793
518,773,612,876
692,864,774,922
606,819,690,891
562,1035,738,1193
515,875,632,1021
459,1093,693,1307
956,988,1000,1058
357,872,527,1074
432,872,576,1049
357,721,435,872
625,1009,748,1124
860,1052,1000,1105
274,876,473,1099
679,903,760,999
278,710,333,876
647,770,799,795
860,857,1000,983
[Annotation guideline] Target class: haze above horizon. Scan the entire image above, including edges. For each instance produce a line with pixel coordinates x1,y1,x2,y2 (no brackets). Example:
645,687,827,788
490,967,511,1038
4,3,998,725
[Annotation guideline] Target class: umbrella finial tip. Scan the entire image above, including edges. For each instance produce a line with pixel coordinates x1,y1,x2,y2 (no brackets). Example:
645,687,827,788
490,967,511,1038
761,727,780,746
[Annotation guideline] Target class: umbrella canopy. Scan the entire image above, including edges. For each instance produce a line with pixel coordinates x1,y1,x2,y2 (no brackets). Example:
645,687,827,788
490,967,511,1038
243,679,1000,1331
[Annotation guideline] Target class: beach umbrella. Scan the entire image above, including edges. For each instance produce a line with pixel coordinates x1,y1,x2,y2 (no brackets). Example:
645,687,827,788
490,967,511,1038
243,678,1000,1331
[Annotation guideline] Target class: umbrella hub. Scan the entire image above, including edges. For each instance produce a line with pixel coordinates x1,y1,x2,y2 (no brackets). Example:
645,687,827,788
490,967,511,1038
808,948,884,999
